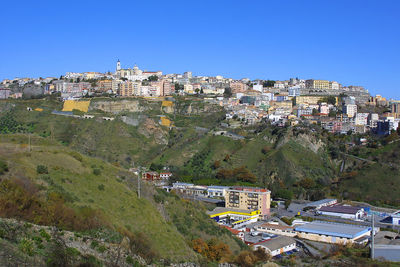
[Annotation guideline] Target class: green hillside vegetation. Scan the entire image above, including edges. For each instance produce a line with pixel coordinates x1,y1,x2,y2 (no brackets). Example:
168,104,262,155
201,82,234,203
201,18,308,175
334,135,400,207
1,97,400,208
0,134,242,263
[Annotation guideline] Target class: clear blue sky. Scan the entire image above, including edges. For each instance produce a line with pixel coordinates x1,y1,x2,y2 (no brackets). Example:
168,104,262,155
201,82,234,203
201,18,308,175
1,0,399,98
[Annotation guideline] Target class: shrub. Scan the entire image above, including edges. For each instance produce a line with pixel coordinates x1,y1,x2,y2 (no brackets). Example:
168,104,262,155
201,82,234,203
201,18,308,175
0,160,8,175
19,238,35,256
69,151,83,162
39,229,51,241
93,168,101,176
0,179,107,232
98,184,105,191
129,232,158,263
90,240,99,249
37,165,48,174
97,245,107,253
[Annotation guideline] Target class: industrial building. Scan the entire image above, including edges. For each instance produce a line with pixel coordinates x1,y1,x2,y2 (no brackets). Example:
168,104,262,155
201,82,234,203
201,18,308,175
305,199,337,210
317,205,365,220
374,231,400,262
256,222,296,237
294,221,372,244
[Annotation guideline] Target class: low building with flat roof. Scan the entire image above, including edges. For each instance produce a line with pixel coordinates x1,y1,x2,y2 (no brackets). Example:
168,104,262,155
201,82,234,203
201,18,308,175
294,221,372,244
256,223,296,237
207,207,261,228
305,199,337,209
317,205,365,220
253,236,297,257
374,231,400,262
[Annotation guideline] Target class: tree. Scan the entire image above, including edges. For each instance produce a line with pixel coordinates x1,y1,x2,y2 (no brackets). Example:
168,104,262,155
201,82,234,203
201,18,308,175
275,189,293,200
263,80,275,87
299,178,315,189
212,160,221,169
148,75,158,81
174,83,184,92
312,108,318,116
37,165,48,174
223,87,232,98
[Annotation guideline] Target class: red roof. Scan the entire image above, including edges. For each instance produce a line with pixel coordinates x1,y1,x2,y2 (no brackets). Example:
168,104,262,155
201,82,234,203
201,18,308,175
220,225,240,235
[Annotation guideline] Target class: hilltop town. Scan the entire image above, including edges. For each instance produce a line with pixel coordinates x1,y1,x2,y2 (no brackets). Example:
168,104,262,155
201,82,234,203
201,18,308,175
1,61,400,266
1,60,399,137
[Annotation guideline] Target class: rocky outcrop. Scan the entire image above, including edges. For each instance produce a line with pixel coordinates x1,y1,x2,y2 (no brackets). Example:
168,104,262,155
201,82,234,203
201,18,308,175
138,118,168,145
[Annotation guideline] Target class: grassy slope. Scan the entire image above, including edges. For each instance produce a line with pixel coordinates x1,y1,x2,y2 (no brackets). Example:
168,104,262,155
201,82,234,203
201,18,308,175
337,141,400,207
0,134,242,261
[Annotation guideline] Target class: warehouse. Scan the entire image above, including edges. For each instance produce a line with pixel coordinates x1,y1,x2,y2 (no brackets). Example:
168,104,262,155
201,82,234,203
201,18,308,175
317,205,365,220
294,221,372,244
305,199,337,210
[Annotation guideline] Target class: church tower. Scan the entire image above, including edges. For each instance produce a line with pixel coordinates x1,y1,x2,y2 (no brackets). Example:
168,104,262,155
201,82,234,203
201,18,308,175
116,59,121,71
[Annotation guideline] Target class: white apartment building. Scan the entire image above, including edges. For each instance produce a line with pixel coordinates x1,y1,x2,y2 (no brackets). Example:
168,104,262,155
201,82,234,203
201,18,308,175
355,113,369,126
344,104,357,118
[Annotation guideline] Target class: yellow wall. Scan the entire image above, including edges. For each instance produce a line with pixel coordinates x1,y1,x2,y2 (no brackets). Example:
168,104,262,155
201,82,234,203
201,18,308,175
162,100,173,107
160,116,172,127
62,100,91,112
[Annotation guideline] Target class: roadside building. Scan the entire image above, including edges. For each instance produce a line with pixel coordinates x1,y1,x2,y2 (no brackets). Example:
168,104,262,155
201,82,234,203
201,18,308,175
142,171,160,181
159,172,172,180
207,186,229,198
207,207,261,228
256,223,297,237
305,199,337,210
253,236,297,257
374,231,400,262
386,210,400,225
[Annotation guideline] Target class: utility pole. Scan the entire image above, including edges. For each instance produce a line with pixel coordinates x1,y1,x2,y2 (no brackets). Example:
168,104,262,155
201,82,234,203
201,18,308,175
28,134,31,152
137,167,141,198
371,214,375,260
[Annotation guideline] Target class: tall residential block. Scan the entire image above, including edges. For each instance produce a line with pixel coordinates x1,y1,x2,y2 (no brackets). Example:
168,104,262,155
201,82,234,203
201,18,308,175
225,187,271,216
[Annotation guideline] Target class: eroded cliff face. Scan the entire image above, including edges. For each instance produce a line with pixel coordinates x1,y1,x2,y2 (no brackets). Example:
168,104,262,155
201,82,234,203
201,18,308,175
90,100,148,113
91,99,222,115
138,118,168,145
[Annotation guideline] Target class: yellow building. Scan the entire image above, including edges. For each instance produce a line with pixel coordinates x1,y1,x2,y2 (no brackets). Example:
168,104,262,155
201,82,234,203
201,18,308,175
305,79,330,90
208,207,261,226
225,187,271,216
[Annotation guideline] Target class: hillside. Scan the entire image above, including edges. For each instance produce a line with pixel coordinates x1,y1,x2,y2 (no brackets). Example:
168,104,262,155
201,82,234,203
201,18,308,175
1,97,400,208
0,134,242,264
333,138,400,207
